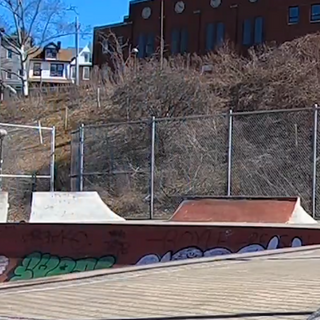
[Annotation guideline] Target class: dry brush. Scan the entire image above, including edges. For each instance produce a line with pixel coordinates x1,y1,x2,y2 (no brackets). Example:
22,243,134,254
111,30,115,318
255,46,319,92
1,33,320,220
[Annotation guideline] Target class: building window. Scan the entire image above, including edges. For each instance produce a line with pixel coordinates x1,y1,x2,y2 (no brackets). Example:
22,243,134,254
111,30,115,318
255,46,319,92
71,66,75,78
102,39,109,53
254,17,264,44
138,33,147,58
243,19,252,45
171,28,189,54
206,23,225,51
206,23,215,51
50,63,64,77
19,69,24,77
146,33,155,57
45,48,57,59
288,6,299,24
311,4,320,22
83,67,90,80
33,63,41,76
216,23,225,47
180,28,188,53
242,17,264,46
171,29,179,54
6,50,12,59
117,36,124,46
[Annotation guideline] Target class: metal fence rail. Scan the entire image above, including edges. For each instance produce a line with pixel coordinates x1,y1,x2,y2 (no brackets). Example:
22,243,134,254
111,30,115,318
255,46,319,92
71,106,319,219
0,122,55,221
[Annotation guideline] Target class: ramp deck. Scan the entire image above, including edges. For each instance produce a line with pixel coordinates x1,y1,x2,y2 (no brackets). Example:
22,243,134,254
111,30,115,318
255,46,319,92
0,246,319,320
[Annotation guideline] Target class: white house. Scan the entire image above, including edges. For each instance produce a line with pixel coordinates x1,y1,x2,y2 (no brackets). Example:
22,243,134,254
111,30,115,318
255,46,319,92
28,42,92,86
69,45,92,82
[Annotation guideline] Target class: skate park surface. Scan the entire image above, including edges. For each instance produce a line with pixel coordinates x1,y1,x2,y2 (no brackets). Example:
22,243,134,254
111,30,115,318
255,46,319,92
1,245,320,320
0,192,319,283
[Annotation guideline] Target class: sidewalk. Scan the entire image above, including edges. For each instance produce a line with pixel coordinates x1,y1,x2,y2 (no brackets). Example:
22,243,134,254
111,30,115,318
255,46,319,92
0,246,319,320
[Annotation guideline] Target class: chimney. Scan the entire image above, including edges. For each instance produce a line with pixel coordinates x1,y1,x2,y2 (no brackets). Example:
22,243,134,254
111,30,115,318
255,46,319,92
57,41,61,50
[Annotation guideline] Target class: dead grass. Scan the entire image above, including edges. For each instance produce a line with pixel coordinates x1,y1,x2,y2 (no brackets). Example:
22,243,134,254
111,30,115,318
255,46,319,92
2,33,320,220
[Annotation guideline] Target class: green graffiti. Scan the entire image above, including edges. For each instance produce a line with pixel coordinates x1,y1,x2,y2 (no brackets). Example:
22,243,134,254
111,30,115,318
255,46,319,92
10,252,116,281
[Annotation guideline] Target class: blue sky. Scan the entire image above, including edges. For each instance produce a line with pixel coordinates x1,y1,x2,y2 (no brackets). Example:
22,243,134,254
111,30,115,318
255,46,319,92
62,0,130,48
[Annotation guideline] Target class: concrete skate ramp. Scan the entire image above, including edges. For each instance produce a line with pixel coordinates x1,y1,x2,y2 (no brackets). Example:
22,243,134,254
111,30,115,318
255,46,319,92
0,192,9,222
30,191,125,223
170,196,317,224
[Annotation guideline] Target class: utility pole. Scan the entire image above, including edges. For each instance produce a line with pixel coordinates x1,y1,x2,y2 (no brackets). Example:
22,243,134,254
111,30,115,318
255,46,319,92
75,16,80,86
0,28,5,101
160,0,164,70
0,129,7,191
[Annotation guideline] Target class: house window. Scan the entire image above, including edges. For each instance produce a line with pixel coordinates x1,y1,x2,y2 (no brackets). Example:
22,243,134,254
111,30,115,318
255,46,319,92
50,63,64,77
83,53,89,62
288,6,299,24
6,69,12,79
242,17,264,46
254,17,264,44
83,67,90,80
311,4,320,22
7,50,12,59
33,63,41,76
71,66,75,78
45,47,57,59
19,69,24,77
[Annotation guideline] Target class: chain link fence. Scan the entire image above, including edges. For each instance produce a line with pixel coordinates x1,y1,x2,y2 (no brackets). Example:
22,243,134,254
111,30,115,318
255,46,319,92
0,123,55,221
71,107,320,219
231,109,314,214
154,115,229,218
71,121,151,219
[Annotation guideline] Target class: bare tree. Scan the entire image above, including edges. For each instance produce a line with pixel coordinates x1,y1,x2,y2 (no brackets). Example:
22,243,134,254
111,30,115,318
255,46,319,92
97,31,133,82
0,0,83,97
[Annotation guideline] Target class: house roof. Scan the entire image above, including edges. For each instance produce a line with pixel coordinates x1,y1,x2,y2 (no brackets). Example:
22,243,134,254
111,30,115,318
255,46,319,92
31,49,74,62
57,49,74,61
67,47,84,57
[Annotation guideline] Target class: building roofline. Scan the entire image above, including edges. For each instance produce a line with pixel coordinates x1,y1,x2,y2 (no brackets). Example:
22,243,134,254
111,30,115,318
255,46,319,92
93,0,153,31
94,21,132,31
130,0,153,4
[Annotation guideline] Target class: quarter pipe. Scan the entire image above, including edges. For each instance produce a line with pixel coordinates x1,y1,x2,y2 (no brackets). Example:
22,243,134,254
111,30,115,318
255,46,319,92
169,196,316,224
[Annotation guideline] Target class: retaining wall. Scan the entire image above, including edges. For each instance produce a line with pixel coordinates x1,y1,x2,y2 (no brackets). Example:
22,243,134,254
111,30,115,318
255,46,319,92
0,222,319,282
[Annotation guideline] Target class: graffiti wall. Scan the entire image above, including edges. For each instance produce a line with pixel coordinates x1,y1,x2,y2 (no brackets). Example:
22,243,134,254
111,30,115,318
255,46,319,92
0,223,318,281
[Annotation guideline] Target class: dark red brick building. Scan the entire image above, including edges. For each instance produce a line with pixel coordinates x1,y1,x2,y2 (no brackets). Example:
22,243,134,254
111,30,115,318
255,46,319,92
92,0,320,67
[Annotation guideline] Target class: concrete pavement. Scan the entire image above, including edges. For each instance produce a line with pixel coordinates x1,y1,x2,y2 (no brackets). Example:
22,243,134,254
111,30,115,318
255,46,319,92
0,246,319,320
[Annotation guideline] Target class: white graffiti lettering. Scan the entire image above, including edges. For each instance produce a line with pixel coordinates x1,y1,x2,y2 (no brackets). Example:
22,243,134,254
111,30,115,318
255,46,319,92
136,236,303,266
0,256,9,276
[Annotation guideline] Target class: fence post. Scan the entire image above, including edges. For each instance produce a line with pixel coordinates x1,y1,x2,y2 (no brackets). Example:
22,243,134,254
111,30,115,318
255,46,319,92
50,126,55,191
150,116,156,219
79,123,85,191
312,104,318,218
227,109,233,196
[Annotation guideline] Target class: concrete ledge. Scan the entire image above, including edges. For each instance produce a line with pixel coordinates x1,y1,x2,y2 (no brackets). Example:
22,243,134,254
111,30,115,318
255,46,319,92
1,244,320,291
5,221,320,228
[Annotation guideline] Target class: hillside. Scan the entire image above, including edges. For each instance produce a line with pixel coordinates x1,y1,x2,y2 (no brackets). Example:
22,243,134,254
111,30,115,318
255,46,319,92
1,34,320,221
